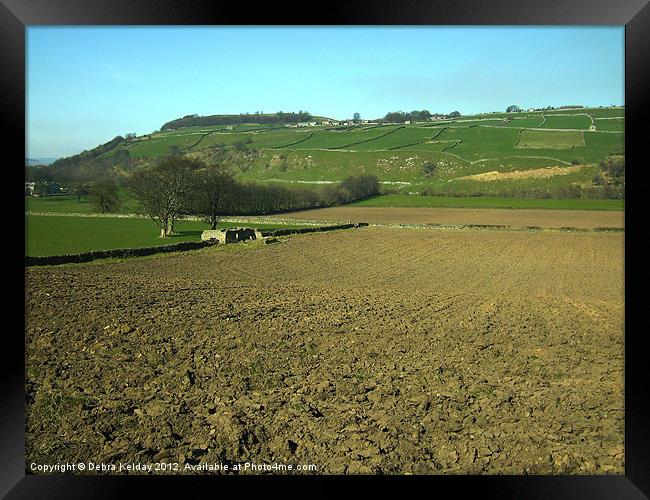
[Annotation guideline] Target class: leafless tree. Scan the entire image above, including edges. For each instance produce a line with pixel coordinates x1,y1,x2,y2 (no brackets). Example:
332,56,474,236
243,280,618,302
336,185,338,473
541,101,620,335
130,157,199,237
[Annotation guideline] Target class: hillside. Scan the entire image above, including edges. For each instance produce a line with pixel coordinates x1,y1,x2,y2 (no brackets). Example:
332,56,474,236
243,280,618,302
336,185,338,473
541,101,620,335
48,106,625,198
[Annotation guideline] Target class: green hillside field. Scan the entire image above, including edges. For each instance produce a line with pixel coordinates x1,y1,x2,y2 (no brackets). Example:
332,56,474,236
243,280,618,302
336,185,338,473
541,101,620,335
47,106,625,201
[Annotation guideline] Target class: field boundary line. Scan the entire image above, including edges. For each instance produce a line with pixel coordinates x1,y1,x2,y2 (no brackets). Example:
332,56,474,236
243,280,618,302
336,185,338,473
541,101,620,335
389,126,449,151
441,140,462,153
184,131,213,151
365,222,625,233
328,126,404,150
26,240,216,267
274,132,314,149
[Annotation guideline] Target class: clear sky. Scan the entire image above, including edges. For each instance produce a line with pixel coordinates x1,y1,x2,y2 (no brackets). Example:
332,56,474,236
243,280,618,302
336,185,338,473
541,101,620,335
26,26,624,158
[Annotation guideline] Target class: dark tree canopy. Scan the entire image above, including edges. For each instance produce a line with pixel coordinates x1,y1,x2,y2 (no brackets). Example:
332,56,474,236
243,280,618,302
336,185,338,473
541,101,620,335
161,111,313,130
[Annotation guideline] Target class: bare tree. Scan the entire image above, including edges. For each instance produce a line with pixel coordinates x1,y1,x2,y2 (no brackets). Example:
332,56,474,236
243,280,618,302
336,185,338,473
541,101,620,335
130,157,199,237
89,175,120,213
191,163,235,230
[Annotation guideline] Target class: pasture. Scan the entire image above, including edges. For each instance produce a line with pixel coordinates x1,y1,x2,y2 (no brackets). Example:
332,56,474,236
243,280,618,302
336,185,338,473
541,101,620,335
74,106,625,202
25,215,310,256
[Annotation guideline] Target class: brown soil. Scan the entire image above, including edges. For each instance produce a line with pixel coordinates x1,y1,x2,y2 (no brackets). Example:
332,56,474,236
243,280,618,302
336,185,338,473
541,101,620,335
457,165,586,181
25,227,624,475
268,206,624,229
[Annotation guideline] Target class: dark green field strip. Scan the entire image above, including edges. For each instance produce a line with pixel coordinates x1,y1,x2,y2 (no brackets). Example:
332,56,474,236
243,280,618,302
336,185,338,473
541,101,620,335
350,194,624,211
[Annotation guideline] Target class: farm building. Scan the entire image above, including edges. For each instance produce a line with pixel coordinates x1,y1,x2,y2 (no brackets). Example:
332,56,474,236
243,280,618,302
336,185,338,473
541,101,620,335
201,227,263,244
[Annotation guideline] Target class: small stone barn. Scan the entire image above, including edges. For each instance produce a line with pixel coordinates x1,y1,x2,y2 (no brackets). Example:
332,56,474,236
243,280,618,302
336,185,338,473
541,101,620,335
201,227,263,244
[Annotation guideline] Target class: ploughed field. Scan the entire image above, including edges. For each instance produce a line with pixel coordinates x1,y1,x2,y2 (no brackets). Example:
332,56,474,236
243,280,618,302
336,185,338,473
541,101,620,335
268,206,625,230
25,227,624,474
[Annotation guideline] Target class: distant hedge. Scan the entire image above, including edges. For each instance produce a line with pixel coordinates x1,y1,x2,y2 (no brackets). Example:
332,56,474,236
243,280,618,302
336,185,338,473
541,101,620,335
26,241,213,267
161,112,313,130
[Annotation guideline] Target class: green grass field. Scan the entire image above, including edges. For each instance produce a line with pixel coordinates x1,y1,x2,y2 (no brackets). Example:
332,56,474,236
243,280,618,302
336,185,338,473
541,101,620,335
26,188,137,214
350,194,624,211
517,129,585,149
25,215,310,257
500,115,544,128
593,118,625,132
285,126,400,150
540,114,593,130
48,106,625,203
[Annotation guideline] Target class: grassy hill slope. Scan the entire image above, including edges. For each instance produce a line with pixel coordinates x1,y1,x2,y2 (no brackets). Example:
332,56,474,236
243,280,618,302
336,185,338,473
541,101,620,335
51,107,625,197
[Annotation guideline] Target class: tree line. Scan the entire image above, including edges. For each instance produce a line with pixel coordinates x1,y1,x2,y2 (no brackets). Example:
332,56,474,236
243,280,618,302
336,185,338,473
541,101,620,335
161,111,314,131
381,110,460,123
129,157,379,237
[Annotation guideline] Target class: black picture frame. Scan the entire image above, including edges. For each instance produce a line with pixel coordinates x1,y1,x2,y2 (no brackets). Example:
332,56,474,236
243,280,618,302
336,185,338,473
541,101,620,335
3,0,648,497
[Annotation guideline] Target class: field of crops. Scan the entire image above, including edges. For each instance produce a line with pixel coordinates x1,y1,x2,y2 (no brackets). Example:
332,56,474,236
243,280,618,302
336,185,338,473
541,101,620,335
25,226,624,474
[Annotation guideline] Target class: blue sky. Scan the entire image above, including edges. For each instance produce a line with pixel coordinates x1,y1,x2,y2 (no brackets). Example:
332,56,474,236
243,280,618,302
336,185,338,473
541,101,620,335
26,26,624,158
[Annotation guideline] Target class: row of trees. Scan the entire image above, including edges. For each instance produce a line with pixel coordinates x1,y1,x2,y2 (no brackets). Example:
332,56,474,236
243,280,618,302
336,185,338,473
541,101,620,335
161,111,314,130
48,136,126,174
507,104,585,112
130,157,379,237
382,110,460,123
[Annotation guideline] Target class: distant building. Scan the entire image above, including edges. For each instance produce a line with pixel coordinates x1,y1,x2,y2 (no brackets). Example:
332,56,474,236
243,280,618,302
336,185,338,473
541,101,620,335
404,120,411,125
25,182,35,195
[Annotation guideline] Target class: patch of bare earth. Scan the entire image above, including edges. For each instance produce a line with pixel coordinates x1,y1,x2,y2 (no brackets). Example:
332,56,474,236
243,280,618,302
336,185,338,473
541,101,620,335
268,207,624,229
25,227,624,474
457,165,586,181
